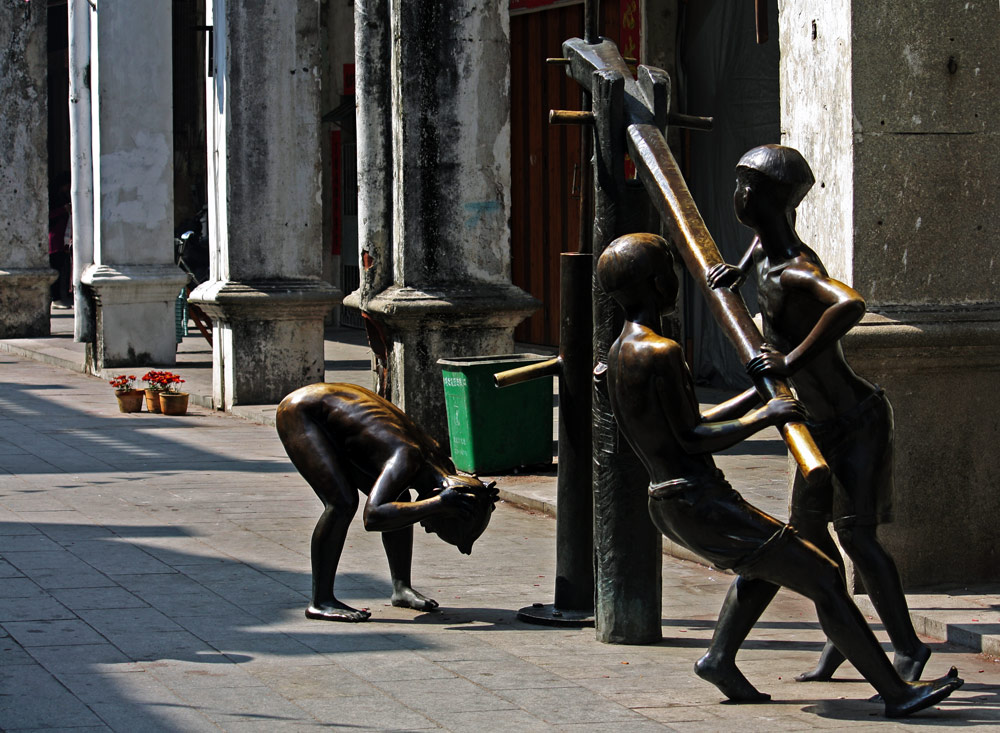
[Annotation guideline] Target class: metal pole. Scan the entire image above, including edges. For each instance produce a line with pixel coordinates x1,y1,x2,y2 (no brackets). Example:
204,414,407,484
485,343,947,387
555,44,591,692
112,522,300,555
511,252,595,627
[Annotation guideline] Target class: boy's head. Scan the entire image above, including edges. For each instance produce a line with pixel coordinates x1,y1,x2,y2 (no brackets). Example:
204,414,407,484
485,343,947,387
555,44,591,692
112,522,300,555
597,233,677,314
419,475,499,555
734,145,815,226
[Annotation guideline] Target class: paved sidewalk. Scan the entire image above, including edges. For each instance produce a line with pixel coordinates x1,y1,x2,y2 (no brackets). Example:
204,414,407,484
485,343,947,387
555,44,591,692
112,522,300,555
0,314,998,730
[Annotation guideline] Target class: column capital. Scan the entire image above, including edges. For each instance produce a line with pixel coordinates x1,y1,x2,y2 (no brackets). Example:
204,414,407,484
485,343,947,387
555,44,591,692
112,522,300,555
189,278,342,322
349,283,540,330
82,264,188,305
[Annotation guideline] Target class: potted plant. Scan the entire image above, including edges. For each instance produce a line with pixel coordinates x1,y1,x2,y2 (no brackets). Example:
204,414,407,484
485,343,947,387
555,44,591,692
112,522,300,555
141,370,172,413
156,372,189,415
109,374,143,413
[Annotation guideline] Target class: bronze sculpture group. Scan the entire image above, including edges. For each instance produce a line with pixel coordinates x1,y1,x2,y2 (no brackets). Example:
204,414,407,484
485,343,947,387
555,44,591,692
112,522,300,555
276,145,962,717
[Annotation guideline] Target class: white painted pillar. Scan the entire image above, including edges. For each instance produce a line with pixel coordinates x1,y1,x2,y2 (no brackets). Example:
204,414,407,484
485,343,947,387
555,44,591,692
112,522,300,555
81,0,187,368
780,0,1000,587
0,2,50,338
190,0,341,409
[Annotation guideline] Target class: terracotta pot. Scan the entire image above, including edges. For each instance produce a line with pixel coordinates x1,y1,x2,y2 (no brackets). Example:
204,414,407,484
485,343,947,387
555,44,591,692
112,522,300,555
144,389,163,413
158,391,190,416
115,390,144,413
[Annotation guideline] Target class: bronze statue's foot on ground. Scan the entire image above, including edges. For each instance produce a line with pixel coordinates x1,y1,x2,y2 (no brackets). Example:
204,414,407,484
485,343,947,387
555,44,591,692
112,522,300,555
884,667,963,718
694,654,771,702
305,600,371,622
795,642,845,682
894,643,931,682
391,587,439,612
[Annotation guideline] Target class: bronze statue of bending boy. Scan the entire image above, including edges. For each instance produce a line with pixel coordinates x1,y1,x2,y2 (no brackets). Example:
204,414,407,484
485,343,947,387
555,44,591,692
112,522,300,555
277,383,497,622
597,233,960,717
707,144,929,683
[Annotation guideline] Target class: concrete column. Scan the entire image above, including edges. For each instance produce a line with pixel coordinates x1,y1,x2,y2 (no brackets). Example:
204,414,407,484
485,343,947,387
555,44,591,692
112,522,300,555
345,0,538,443
0,1,50,338
81,1,187,368
191,0,341,409
780,1,1000,587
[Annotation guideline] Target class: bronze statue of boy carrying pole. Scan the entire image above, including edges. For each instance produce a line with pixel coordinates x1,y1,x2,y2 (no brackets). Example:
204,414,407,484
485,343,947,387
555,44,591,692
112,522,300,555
707,144,930,683
597,233,961,716
277,383,498,622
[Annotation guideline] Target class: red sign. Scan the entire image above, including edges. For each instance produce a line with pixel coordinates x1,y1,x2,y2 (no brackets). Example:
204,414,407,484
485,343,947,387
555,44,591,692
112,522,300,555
620,0,640,62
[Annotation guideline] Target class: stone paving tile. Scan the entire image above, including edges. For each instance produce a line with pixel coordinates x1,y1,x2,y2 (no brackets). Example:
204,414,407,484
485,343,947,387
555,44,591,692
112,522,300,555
87,701,220,732
50,585,150,611
425,709,556,733
244,663,374,699
3,618,106,647
0,576,47,599
0,664,105,730
295,694,440,730
27,642,136,673
0,593,78,622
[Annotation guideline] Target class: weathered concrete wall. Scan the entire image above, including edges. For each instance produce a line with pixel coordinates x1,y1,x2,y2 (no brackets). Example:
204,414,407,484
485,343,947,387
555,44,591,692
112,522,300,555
0,1,51,337
781,0,1000,588
350,0,538,443
224,2,324,280
851,3,999,306
192,0,340,408
393,2,513,289
779,0,854,283
92,2,174,268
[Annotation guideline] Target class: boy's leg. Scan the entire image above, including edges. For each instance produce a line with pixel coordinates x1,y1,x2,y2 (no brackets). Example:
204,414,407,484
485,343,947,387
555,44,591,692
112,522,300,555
760,534,961,717
277,406,369,621
695,575,779,701
837,522,929,681
788,468,851,682
381,521,439,611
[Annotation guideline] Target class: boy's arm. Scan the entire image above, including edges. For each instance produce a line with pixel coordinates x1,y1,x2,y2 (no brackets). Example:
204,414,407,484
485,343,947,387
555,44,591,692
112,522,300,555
747,264,865,378
701,387,762,422
362,454,475,532
654,345,801,455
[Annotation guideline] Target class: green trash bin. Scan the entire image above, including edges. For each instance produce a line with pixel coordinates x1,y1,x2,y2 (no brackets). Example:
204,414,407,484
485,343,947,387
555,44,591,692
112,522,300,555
438,354,553,474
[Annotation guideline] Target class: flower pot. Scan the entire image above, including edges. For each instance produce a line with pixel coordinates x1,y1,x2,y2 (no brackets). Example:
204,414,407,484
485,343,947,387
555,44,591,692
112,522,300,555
115,390,144,413
144,389,163,413
159,391,190,416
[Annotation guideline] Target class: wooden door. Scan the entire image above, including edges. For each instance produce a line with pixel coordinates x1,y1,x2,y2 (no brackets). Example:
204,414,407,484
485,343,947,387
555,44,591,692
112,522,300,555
510,3,585,346
510,0,629,345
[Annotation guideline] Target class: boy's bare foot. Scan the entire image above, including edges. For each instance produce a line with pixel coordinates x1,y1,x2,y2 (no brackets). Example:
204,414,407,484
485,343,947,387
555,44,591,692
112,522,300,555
694,653,772,703
884,667,962,718
796,641,846,682
894,643,931,682
391,586,439,612
306,600,371,622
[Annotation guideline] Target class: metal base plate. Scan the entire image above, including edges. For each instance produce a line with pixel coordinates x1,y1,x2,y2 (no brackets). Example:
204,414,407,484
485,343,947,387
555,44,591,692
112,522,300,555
516,602,594,628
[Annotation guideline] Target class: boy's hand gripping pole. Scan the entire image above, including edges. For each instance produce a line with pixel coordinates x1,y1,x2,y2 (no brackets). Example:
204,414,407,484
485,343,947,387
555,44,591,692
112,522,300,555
558,37,828,486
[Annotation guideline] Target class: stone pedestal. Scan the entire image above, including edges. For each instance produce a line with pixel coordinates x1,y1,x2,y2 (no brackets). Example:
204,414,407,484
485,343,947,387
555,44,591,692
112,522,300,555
87,1,184,369
781,1,1000,587
0,4,50,338
346,0,537,442
191,0,341,409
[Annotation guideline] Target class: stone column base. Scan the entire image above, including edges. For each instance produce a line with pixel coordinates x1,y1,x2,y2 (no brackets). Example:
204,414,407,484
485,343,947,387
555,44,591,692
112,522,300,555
842,306,1000,589
82,264,189,369
350,283,540,444
189,279,342,409
0,269,53,338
